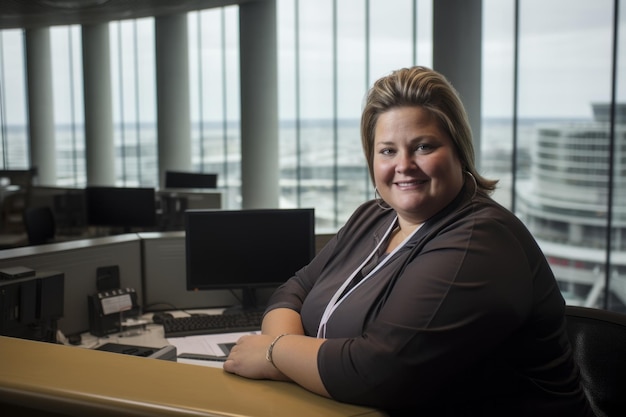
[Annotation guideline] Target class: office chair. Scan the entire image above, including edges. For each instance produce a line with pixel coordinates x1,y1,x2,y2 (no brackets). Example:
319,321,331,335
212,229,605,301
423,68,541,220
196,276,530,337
565,305,626,417
24,206,56,245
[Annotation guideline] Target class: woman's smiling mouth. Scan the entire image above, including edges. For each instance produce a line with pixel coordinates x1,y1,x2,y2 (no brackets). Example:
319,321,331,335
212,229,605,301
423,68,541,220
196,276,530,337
394,180,427,188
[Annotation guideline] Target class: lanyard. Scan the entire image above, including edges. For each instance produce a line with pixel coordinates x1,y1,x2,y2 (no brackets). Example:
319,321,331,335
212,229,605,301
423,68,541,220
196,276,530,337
316,217,423,338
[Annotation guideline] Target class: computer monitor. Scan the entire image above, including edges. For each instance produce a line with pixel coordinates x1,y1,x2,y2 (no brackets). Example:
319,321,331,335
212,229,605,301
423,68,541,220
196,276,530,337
164,171,217,189
185,208,315,312
85,186,157,233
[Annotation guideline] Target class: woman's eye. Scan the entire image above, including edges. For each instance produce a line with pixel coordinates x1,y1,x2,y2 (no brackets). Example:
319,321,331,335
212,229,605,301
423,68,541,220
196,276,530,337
380,148,395,155
416,143,433,152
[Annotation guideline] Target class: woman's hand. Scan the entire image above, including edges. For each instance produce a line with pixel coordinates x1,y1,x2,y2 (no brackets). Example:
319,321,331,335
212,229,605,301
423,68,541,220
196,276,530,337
223,334,289,381
223,308,303,380
223,332,330,398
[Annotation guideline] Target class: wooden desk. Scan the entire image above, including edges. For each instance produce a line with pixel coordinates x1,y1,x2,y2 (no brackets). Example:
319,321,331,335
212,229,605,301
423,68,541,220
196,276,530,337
0,336,387,417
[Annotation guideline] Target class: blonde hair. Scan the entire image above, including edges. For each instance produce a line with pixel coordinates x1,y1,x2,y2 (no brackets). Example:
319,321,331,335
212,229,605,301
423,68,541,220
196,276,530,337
360,66,497,195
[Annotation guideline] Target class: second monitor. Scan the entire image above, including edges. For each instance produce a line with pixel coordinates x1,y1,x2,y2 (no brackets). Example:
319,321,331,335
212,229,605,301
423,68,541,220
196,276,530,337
85,186,157,233
165,171,217,189
185,208,315,312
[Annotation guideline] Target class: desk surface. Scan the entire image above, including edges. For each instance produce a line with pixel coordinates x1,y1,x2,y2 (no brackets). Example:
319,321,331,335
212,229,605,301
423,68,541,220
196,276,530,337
0,335,387,417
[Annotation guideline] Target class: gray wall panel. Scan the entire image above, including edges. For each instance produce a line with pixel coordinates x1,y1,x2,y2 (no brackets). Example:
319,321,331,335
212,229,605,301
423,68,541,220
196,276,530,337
0,235,142,336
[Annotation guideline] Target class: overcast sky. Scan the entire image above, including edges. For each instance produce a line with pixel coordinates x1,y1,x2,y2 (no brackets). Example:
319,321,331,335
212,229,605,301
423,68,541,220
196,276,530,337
483,0,623,119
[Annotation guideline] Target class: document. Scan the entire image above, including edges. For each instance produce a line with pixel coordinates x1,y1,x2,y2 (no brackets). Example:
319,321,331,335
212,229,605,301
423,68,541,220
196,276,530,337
167,331,259,368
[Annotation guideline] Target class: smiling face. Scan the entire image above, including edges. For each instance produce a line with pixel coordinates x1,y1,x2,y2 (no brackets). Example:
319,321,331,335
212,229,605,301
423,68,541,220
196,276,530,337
373,106,464,226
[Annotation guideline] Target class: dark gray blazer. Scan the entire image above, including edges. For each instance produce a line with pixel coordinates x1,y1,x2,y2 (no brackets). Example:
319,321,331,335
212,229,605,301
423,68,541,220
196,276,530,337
265,186,594,417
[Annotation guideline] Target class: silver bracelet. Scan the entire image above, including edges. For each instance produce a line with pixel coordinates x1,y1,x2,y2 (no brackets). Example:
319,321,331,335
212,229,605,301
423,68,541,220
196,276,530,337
266,333,289,368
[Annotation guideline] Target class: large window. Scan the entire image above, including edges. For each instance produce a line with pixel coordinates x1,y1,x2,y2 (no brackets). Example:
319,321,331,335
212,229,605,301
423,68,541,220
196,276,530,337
0,30,28,169
110,18,157,188
0,1,624,312
50,25,84,186
188,6,241,209
482,0,625,312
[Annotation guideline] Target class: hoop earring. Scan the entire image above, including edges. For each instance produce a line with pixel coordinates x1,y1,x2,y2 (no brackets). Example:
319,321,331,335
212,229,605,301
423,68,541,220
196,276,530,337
375,188,392,210
465,171,478,200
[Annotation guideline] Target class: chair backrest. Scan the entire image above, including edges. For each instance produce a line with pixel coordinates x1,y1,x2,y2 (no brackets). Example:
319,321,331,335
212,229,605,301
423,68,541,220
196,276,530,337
24,206,55,245
565,305,626,417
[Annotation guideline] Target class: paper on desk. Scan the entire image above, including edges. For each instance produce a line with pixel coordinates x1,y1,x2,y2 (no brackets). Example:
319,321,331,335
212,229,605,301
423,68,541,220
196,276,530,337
167,331,260,358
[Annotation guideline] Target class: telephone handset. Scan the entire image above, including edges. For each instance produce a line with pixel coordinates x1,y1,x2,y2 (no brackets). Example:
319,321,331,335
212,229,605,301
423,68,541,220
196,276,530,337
88,287,140,336
87,265,140,336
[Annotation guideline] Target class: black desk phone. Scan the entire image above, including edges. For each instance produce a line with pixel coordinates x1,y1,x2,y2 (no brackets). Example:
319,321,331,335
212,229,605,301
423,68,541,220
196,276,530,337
87,265,140,337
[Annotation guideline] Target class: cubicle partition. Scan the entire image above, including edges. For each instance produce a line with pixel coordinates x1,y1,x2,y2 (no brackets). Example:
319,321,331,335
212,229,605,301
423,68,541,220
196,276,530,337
0,235,143,336
0,231,268,337
0,228,331,338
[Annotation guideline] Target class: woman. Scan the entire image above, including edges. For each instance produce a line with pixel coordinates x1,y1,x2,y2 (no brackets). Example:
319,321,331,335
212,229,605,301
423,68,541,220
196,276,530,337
223,66,594,416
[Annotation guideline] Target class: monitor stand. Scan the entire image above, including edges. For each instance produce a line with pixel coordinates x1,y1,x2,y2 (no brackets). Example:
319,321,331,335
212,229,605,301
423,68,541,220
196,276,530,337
222,287,264,314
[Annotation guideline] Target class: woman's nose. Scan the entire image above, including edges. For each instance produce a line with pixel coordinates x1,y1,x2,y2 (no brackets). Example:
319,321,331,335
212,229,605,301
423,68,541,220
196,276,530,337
395,151,415,172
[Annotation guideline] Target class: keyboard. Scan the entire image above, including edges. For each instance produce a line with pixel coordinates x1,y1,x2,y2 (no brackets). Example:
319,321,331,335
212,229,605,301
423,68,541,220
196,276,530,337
162,311,263,338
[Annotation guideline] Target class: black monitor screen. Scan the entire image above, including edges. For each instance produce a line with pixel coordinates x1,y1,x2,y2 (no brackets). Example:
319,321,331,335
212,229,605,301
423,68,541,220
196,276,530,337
165,171,217,189
185,209,315,310
85,186,157,230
